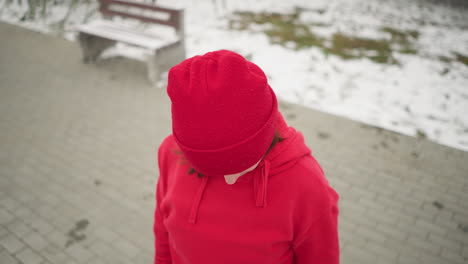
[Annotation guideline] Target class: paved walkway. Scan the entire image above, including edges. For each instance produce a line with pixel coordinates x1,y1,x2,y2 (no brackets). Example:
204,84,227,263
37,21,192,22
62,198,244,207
0,22,467,264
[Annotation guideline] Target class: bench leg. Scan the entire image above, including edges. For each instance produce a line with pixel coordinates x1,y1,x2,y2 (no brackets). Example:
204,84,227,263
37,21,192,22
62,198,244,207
146,52,161,88
78,33,115,63
145,43,186,88
164,41,186,67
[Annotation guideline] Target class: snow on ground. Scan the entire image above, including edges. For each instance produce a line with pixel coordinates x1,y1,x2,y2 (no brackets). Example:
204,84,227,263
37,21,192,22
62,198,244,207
1,0,467,152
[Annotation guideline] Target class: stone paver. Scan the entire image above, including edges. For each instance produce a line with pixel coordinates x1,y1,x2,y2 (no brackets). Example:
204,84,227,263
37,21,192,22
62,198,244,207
1,233,25,255
16,248,44,264
0,22,467,264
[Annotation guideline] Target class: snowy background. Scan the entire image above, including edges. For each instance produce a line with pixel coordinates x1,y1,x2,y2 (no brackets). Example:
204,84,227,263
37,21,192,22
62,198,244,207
1,0,467,152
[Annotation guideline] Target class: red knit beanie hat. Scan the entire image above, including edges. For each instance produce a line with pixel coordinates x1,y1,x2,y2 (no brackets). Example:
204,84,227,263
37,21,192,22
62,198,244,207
167,50,278,176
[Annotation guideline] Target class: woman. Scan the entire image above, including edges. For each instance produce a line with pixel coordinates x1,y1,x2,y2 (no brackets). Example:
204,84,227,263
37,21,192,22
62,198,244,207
154,50,340,264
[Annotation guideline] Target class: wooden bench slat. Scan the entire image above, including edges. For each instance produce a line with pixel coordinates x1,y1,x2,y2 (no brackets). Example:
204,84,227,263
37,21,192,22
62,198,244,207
100,0,181,14
78,20,178,49
99,0,181,29
100,8,176,28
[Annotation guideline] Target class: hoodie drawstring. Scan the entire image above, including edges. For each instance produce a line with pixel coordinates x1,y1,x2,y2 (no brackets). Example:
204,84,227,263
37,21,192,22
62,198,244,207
254,160,270,207
188,159,271,224
188,175,209,224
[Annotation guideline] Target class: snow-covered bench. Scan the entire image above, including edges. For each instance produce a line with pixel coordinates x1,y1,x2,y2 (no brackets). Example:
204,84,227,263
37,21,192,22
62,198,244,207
77,0,185,86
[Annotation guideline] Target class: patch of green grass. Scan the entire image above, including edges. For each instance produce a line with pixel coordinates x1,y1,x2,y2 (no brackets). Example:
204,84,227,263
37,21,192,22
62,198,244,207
438,55,452,63
437,52,468,67
263,18,324,49
380,27,419,55
381,27,419,41
230,10,324,50
416,129,427,139
454,52,468,66
399,47,418,55
324,33,397,64
229,11,298,30
229,9,419,64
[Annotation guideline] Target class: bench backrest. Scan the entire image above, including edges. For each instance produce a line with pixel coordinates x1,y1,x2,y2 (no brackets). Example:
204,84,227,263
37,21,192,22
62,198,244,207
98,0,184,37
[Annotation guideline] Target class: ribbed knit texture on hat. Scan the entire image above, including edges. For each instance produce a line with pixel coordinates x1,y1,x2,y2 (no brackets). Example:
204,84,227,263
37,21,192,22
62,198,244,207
167,50,278,176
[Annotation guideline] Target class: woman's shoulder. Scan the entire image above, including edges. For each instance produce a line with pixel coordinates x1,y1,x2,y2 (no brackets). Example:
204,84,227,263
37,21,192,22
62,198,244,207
284,153,326,181
158,134,182,166
159,134,176,151
282,155,339,222
282,154,334,201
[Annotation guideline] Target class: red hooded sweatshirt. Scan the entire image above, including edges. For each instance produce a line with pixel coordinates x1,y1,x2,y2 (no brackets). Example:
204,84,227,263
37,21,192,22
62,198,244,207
154,113,340,264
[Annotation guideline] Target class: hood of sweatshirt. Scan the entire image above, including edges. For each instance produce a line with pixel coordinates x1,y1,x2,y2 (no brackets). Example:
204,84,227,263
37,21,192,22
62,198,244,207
188,111,312,224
